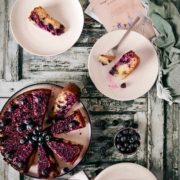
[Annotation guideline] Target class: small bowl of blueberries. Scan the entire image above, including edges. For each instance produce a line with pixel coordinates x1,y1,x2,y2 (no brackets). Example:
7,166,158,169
114,128,141,155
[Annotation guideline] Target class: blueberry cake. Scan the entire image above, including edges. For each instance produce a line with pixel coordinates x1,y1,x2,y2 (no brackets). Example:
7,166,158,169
47,138,82,164
0,84,85,178
115,128,140,154
50,110,85,134
29,6,65,36
52,83,81,119
38,144,60,178
98,54,116,65
109,50,140,79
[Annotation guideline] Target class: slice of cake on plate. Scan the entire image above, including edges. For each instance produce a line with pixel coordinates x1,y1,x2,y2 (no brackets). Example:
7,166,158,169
109,50,140,79
47,138,82,165
37,144,60,178
29,6,65,36
52,83,81,119
50,110,85,134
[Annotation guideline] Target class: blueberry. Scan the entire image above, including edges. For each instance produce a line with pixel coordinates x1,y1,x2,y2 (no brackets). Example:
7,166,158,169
42,132,48,137
120,136,126,143
38,136,44,143
124,143,129,148
132,123,138,129
24,119,31,125
63,167,69,173
69,120,78,128
11,104,19,111
17,124,26,132
17,162,23,168
120,147,125,152
35,126,42,131
120,83,126,88
26,124,34,130
0,121,5,128
20,138,26,144
112,120,119,126
129,137,136,143
122,129,129,135
133,135,140,141
32,136,38,142
116,144,121,150
41,170,48,176
116,133,123,138
45,135,52,142
48,23,53,30
32,130,38,135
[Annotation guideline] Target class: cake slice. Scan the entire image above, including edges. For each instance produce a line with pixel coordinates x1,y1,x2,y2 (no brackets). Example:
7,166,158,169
29,6,65,36
37,144,60,178
47,138,82,164
98,54,116,65
50,110,85,134
109,50,140,79
10,143,36,173
52,83,81,119
31,89,51,125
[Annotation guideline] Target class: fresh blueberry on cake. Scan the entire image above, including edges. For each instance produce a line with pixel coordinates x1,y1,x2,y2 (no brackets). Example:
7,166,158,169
109,50,140,79
98,54,116,65
52,83,81,119
47,138,82,164
50,110,85,134
29,6,65,36
37,144,60,178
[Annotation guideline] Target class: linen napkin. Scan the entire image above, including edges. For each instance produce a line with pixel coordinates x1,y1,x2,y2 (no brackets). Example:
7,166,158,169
143,0,180,104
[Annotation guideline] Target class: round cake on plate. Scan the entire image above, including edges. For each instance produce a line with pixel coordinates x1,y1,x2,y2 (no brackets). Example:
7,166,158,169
0,83,91,179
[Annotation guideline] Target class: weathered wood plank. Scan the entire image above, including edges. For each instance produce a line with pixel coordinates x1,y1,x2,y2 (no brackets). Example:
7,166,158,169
148,87,164,180
0,0,6,79
23,47,91,72
3,0,21,81
165,103,180,180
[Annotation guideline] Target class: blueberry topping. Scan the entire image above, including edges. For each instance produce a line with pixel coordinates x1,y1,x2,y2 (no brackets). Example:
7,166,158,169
120,136,126,143
45,135,51,142
63,167,69,173
11,104,19,111
20,138,26,144
17,124,26,132
42,132,48,137
41,170,48,176
69,120,79,128
26,124,34,130
120,83,126,88
32,136,38,142
48,23,53,30
24,119,32,125
17,162,23,168
38,136,44,143
35,126,42,131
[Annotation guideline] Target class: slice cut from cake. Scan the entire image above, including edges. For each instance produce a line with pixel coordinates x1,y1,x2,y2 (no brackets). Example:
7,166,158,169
29,6,65,36
52,83,81,119
37,144,60,178
31,89,51,125
98,54,116,65
10,143,36,173
47,138,82,165
50,110,85,134
109,50,140,79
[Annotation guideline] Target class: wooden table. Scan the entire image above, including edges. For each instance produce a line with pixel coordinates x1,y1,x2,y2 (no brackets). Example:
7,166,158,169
0,0,179,180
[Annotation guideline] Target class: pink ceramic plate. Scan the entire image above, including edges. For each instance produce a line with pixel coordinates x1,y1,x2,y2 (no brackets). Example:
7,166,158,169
10,0,84,56
95,163,157,180
88,30,159,101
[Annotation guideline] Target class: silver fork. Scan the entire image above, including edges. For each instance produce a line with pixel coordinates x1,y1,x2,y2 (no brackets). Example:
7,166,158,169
105,16,140,56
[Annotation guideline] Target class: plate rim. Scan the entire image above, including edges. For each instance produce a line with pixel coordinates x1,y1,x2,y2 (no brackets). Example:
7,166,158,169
88,29,159,101
10,0,84,56
95,162,157,180
0,82,92,178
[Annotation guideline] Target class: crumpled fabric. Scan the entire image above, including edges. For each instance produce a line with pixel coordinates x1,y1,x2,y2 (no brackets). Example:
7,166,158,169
144,0,180,104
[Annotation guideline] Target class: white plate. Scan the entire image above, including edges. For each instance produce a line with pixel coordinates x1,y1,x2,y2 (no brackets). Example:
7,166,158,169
95,163,157,180
88,30,159,101
10,0,84,56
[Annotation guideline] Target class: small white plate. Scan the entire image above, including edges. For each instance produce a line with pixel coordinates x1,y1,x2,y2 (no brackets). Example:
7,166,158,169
95,163,157,180
10,0,84,56
88,30,159,101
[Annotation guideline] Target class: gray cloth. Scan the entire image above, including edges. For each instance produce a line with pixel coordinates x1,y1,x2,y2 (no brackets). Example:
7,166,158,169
143,0,180,104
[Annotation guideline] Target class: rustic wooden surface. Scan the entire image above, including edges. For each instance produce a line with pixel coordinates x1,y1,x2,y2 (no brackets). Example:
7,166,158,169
0,0,179,180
